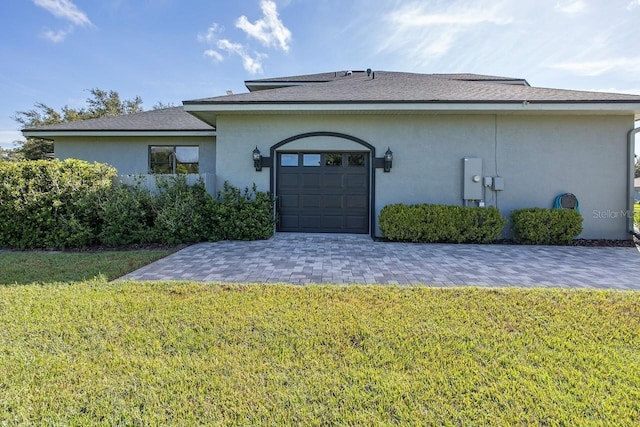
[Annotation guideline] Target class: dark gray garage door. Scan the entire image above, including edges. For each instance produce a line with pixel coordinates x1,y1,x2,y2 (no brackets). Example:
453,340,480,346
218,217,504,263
277,152,369,233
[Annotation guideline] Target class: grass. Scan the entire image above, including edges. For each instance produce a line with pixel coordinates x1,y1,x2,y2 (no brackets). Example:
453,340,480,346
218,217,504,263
0,282,638,425
0,249,174,285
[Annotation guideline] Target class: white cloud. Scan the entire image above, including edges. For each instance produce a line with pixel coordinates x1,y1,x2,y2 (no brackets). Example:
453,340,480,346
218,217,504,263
216,39,244,52
33,0,92,42
550,57,640,76
199,24,225,62
198,1,290,74
377,1,512,61
555,0,586,15
236,0,292,52
204,49,224,62
198,23,220,43
417,31,458,57
33,0,92,26
240,53,267,75
389,3,512,26
42,26,72,43
217,39,266,75
628,0,640,10
41,27,69,42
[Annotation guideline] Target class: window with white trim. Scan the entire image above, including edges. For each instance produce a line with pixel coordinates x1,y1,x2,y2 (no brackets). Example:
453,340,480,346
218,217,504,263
149,146,199,174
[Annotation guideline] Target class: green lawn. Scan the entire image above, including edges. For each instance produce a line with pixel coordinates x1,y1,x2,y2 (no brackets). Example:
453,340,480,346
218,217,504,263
1,282,638,425
0,250,173,285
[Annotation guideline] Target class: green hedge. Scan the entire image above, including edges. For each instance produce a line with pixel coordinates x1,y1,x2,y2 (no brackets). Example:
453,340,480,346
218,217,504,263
94,177,215,247
211,182,276,241
0,159,116,249
97,179,274,246
510,208,583,245
95,182,157,247
0,160,274,249
379,203,506,243
151,177,214,245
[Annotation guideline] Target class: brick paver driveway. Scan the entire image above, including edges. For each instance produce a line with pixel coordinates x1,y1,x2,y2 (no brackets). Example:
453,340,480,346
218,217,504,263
121,233,640,289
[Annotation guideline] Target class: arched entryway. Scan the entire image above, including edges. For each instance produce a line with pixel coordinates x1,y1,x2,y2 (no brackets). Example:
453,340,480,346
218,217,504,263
269,132,376,234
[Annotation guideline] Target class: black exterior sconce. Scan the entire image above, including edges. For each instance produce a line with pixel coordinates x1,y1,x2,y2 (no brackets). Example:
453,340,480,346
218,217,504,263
384,147,393,172
252,146,272,171
373,147,394,172
253,146,263,171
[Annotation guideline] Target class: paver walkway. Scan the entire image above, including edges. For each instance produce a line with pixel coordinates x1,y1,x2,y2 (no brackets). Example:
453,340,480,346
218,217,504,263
121,233,640,289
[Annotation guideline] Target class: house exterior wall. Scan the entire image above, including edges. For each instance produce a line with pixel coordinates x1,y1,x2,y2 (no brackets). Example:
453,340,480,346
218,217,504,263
53,135,216,175
216,113,633,239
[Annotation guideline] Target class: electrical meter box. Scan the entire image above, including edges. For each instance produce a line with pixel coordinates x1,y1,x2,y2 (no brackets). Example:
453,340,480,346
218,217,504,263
492,176,504,191
463,158,483,200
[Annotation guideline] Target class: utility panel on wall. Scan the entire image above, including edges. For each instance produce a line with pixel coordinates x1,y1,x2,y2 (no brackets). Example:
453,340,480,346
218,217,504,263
463,158,483,201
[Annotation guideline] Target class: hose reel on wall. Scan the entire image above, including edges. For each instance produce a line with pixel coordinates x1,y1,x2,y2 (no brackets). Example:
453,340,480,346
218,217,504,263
553,193,579,212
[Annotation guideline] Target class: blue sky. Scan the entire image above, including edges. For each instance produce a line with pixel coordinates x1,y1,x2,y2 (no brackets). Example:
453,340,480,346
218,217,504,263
2,0,640,150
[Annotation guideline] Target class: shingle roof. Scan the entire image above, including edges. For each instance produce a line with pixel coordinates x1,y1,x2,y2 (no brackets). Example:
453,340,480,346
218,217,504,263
246,71,528,85
22,107,214,132
188,71,640,104
430,73,530,85
22,71,640,135
246,70,370,84
244,71,530,92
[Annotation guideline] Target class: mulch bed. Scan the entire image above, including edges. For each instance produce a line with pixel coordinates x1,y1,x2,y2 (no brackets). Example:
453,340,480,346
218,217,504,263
493,238,638,247
571,238,638,247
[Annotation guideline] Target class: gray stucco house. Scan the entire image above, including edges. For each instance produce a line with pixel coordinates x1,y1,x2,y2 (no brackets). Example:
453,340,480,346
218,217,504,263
23,70,640,239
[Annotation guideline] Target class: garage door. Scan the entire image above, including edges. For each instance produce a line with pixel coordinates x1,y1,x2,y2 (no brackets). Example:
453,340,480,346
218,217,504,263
277,152,369,233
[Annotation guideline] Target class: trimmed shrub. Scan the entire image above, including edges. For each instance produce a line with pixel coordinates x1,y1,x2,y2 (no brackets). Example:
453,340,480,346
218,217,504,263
95,183,156,247
95,178,272,246
510,208,583,245
211,182,275,241
0,161,276,249
379,203,506,243
457,205,509,243
0,159,116,249
151,176,214,245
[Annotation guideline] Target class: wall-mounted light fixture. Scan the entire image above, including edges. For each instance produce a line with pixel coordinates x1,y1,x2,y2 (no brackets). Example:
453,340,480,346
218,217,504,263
384,147,393,172
253,146,262,171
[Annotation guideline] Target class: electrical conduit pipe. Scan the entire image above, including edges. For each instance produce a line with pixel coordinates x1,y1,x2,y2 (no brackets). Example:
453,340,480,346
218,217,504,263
628,127,640,239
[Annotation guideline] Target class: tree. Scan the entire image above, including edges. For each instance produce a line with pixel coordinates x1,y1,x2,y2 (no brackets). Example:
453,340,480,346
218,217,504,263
635,157,640,178
84,89,143,118
11,89,144,160
0,146,20,162
152,101,176,110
